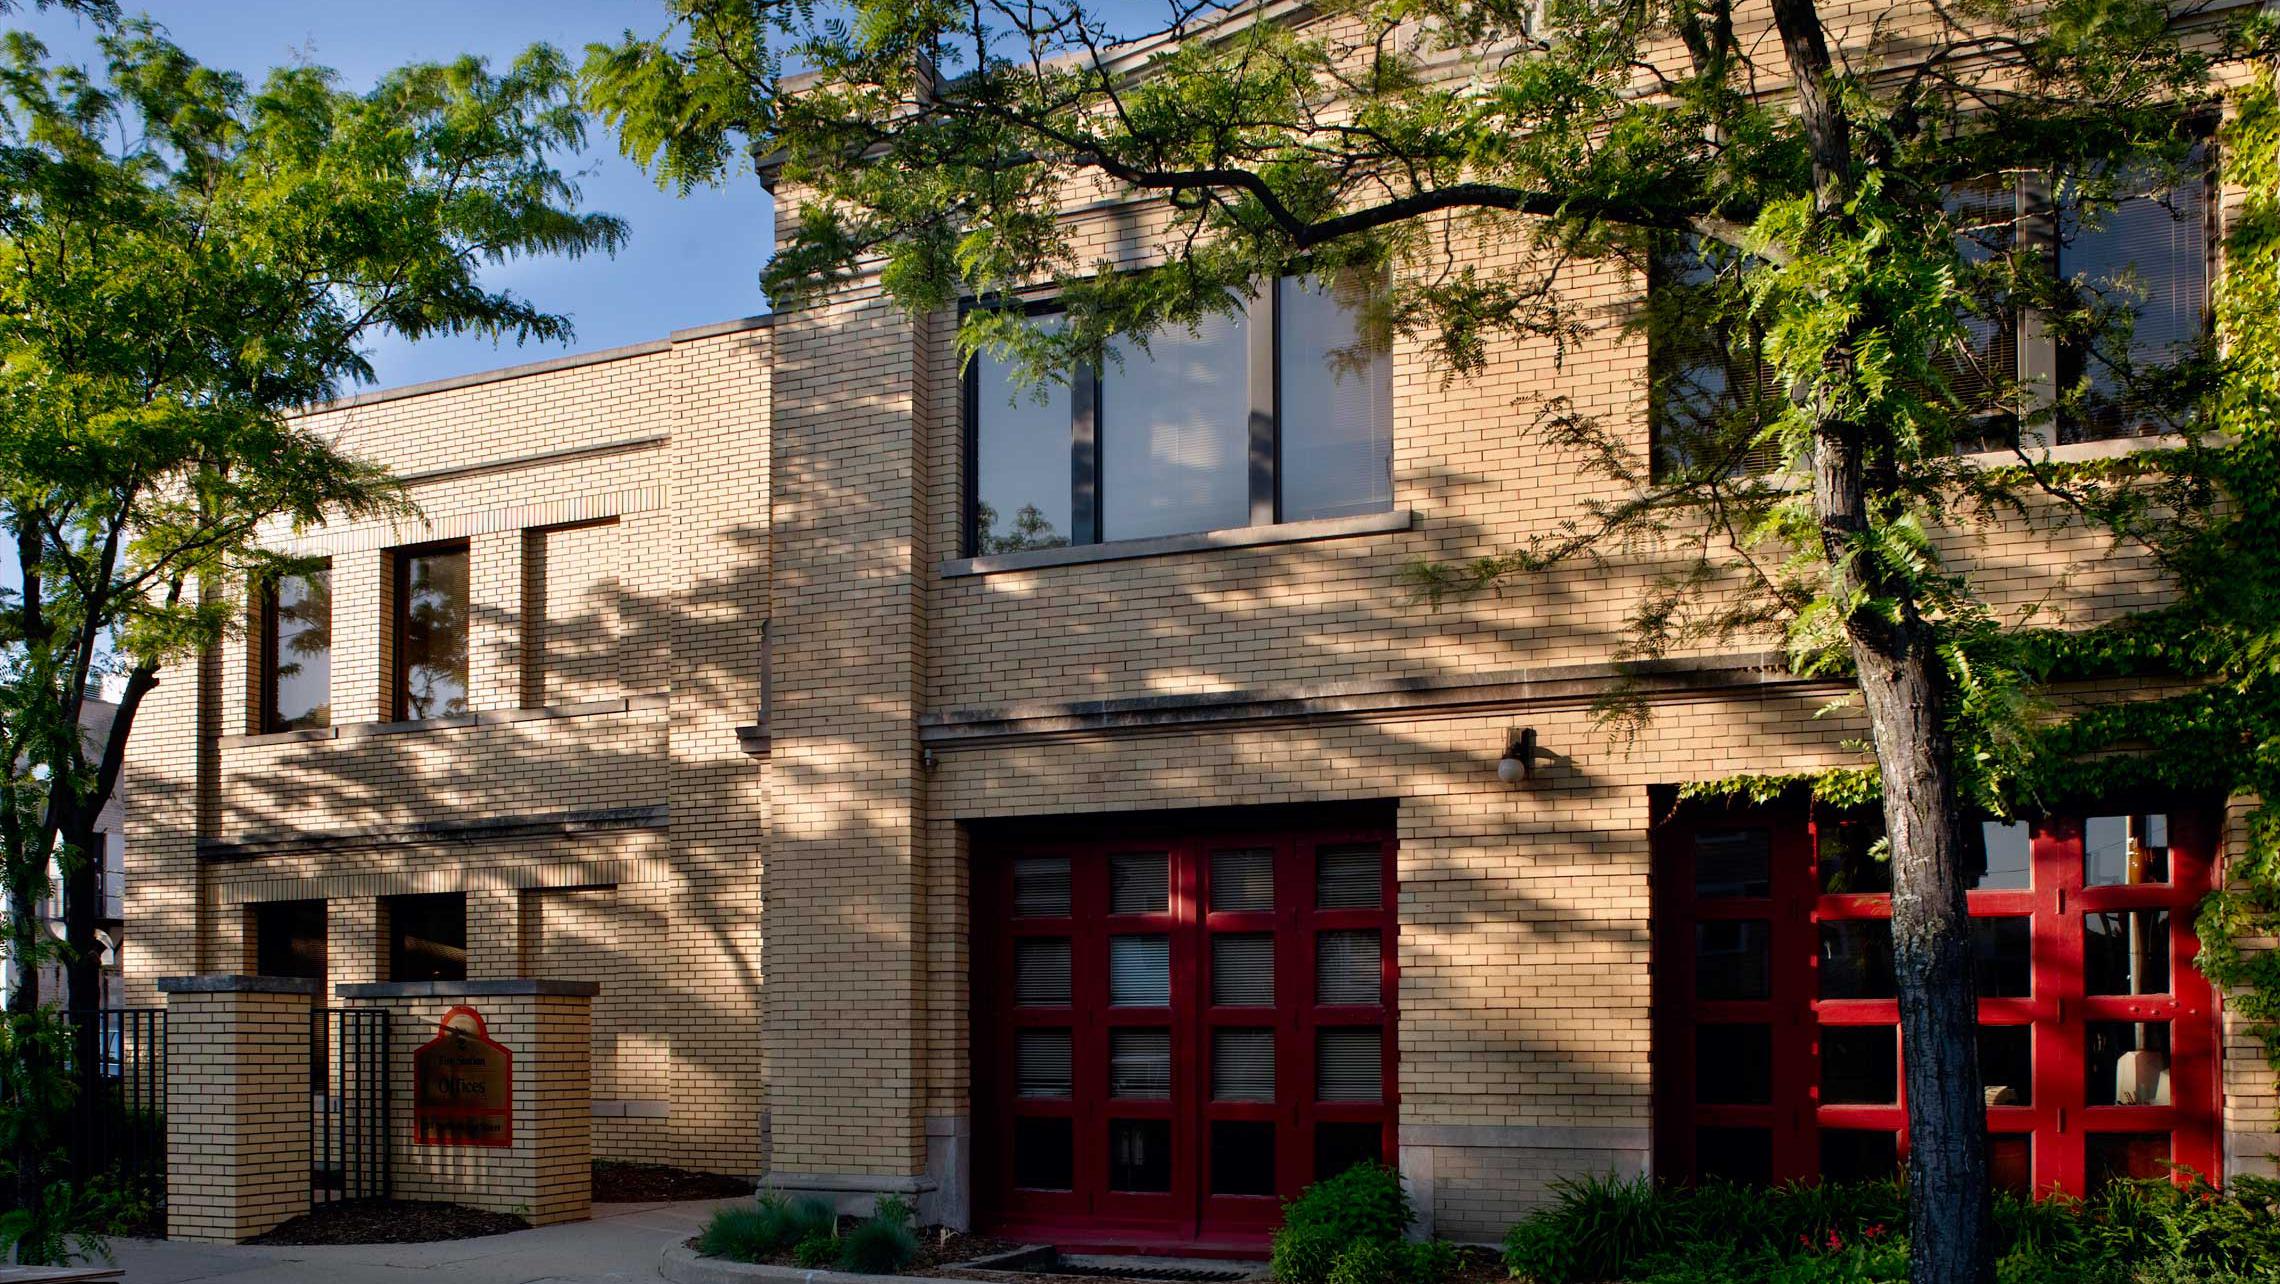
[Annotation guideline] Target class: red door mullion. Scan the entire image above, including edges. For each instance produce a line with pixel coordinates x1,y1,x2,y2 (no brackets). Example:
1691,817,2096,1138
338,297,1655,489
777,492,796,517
1774,818,1818,1184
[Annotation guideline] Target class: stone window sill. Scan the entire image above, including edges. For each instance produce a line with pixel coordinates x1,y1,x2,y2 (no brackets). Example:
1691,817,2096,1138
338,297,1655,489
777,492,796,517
221,691,668,749
940,508,1416,578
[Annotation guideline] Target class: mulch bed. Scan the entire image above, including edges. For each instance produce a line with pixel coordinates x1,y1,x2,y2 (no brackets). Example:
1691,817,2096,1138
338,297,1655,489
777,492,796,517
247,1198,530,1245
594,1160,755,1202
1446,1244,1505,1284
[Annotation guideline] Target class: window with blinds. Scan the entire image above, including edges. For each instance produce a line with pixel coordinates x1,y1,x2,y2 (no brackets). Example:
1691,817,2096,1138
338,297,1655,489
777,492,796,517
1316,930,1382,1005
1317,1028,1384,1103
1109,935,1171,1006
1013,857,1072,917
1110,1028,1173,1098
1211,849,1275,911
2058,155,2211,442
1212,1028,1276,1101
1015,938,1072,1005
1110,853,1170,914
1018,1029,1073,1098
1316,845,1382,909
1212,934,1276,1006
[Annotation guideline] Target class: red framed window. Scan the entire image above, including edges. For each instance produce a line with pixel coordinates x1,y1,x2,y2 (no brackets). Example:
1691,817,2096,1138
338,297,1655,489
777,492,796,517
1652,802,2218,1195
975,822,1397,1246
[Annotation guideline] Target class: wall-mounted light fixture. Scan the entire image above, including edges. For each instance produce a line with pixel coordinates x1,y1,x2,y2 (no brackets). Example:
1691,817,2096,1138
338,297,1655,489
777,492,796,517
1497,727,1539,784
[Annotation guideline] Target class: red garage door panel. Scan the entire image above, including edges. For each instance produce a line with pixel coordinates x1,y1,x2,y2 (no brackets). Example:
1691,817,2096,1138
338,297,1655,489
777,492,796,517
975,823,1397,1249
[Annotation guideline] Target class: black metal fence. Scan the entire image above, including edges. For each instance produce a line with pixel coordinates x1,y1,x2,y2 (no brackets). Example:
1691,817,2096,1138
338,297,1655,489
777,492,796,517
312,1007,391,1206
63,1008,166,1206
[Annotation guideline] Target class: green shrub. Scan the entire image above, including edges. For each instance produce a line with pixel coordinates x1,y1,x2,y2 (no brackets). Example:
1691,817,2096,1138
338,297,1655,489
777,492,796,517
1319,1237,1458,1284
1271,1163,1416,1284
696,1203,779,1262
1502,1174,1677,1284
838,1214,919,1274
793,1230,838,1268
781,1196,840,1246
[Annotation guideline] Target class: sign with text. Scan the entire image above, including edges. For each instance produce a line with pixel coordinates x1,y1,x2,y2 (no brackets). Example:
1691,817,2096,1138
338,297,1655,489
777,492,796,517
413,1005,513,1147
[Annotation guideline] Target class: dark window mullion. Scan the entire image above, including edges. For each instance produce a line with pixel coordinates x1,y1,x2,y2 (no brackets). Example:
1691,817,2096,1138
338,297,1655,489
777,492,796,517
1072,362,1100,546
1247,286,1277,528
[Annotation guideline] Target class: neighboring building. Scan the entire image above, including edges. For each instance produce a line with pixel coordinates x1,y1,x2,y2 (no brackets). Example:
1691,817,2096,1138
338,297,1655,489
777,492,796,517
120,9,2269,1250
2,696,130,1011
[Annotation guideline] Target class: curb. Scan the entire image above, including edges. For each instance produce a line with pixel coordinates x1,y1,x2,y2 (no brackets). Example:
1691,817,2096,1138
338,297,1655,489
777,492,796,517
660,1242,945,1284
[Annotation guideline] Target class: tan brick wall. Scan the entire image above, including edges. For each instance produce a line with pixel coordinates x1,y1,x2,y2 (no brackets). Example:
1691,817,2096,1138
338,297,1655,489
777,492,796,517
161,983,312,1243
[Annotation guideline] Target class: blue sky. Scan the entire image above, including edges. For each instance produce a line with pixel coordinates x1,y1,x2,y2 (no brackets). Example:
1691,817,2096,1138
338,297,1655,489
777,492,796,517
18,0,776,393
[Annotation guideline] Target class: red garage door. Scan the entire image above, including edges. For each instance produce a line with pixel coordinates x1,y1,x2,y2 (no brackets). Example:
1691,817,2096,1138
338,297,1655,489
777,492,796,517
975,822,1397,1248
1652,801,2220,1196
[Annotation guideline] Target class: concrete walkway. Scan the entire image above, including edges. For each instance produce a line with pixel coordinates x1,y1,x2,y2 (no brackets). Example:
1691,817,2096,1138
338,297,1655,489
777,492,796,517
104,1199,740,1284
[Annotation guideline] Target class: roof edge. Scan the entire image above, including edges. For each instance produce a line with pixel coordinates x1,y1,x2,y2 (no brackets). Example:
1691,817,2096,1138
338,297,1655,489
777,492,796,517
305,313,773,415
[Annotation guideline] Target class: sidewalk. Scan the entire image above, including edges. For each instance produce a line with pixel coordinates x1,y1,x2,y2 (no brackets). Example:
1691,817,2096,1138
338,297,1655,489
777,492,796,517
106,1199,740,1284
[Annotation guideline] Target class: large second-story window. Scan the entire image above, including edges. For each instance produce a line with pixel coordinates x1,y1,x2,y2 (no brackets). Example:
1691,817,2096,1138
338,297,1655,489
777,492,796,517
393,542,469,721
1651,156,2210,478
261,565,332,732
967,272,1393,556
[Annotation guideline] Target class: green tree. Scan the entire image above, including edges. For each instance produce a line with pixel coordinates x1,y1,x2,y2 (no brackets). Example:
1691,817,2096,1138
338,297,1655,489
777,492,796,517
582,1,2277,1280
0,17,622,1261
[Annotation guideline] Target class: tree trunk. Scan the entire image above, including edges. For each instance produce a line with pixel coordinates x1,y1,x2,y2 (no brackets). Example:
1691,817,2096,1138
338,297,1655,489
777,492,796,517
1768,0,1992,1278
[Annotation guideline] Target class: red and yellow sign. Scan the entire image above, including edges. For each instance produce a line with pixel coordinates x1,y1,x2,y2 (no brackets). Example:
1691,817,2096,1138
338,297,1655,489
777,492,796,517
413,1005,513,1147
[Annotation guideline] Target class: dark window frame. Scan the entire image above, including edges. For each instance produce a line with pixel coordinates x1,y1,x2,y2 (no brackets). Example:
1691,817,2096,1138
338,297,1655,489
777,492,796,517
961,276,1386,557
390,539,471,723
258,561,333,734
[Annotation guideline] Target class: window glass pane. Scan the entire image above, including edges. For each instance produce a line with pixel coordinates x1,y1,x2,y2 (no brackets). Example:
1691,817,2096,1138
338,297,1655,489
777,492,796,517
1109,936,1171,1006
974,348,1074,553
1820,1130,1900,1183
1314,1122,1382,1181
1109,1028,1171,1099
1101,309,1250,540
2087,910,2171,996
2087,1133,2171,1192
1012,857,1071,917
1696,1024,1772,1105
1108,1118,1174,1192
2087,814,2170,886
2058,160,2208,443
1969,820,2033,890
1212,1121,1277,1196
1981,1026,2033,1106
1014,938,1072,1006
1647,237,1783,479
1279,273,1393,522
1212,934,1275,1007
1316,1028,1382,1102
1212,1028,1276,1101
1012,1117,1074,1190
1211,849,1275,912
1820,920,1897,1000
1989,1135,2033,1197
1315,931,1381,1006
1315,844,1382,908
1017,1029,1072,1098
1972,917,2032,997
1697,829,1772,899
1109,853,1170,915
2087,1021,2171,1106
1817,814,1890,894
253,899,327,984
1941,177,2021,435
397,547,469,720
268,569,332,731
1696,1127,1773,1187
386,893,466,982
1698,920,1772,1000
1821,1026,1899,1104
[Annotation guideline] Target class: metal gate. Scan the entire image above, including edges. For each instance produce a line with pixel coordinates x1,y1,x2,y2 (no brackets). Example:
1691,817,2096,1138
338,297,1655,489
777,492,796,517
64,1008,166,1208
312,1008,391,1206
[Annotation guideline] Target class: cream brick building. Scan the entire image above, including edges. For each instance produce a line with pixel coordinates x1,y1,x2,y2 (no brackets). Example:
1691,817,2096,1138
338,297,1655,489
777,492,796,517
122,6,2274,1249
